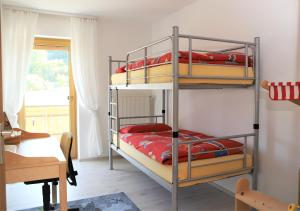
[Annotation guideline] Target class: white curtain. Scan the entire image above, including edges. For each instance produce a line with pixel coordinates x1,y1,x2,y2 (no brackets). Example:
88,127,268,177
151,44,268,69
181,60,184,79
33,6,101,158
2,8,38,127
71,17,102,158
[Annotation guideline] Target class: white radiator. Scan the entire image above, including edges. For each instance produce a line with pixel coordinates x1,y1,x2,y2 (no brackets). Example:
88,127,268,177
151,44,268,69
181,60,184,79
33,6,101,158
118,95,152,125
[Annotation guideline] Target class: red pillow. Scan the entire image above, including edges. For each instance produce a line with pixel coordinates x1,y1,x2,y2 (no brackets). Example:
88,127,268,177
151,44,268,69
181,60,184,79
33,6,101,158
119,123,172,134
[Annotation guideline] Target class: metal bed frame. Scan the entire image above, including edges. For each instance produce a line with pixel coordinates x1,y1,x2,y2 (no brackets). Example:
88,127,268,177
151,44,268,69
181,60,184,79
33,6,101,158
108,26,260,211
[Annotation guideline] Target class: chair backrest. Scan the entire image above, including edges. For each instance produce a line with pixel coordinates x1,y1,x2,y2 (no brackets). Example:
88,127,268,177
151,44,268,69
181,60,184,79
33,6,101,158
60,132,77,186
60,133,72,163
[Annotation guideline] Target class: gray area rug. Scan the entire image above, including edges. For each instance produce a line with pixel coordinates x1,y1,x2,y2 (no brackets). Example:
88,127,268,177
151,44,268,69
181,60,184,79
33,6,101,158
19,192,140,211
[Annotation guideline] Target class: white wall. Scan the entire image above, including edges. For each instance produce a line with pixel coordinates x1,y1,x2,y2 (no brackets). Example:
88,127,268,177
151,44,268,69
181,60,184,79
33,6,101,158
82,18,153,159
151,0,300,203
35,14,153,159
36,14,71,38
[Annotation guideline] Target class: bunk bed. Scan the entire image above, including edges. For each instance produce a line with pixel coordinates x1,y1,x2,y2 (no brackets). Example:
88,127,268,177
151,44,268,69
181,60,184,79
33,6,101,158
108,26,260,211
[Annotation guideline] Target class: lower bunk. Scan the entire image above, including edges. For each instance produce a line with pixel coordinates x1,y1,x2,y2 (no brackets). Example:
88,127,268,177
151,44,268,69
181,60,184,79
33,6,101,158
110,124,253,189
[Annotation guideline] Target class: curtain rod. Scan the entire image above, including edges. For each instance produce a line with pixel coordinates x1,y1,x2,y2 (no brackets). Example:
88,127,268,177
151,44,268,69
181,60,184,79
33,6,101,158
3,4,98,19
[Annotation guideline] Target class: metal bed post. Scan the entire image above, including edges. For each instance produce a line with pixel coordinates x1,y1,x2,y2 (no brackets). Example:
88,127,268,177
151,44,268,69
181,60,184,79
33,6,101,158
108,56,113,170
188,37,192,76
116,88,120,149
126,54,129,86
171,25,179,211
144,48,148,83
244,44,249,79
162,90,166,124
252,37,260,190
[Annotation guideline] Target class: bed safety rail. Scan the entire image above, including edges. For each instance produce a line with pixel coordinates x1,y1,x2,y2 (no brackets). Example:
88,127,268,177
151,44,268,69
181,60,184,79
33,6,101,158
110,115,165,148
119,115,164,124
125,36,172,85
108,89,165,149
108,30,257,87
179,133,255,183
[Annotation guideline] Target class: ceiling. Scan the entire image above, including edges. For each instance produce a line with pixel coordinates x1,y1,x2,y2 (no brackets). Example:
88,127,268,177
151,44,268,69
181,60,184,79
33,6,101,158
3,0,196,21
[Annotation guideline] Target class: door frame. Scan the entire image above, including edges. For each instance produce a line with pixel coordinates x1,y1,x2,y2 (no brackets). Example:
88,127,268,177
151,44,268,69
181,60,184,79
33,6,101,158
0,1,6,208
19,37,78,158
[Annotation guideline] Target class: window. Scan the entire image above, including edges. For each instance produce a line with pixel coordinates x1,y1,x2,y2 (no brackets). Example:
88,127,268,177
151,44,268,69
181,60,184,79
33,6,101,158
19,37,77,157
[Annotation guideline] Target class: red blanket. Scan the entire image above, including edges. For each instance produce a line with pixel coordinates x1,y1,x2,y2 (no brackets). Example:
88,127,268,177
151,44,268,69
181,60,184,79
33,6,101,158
120,129,243,165
116,51,252,73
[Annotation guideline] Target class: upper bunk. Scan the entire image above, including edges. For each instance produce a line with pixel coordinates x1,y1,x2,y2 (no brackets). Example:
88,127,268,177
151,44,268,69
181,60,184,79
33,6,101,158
109,26,260,90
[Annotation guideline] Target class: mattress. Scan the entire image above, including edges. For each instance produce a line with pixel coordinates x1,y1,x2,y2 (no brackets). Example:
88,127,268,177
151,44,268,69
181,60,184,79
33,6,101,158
111,63,254,86
119,128,245,164
113,134,253,187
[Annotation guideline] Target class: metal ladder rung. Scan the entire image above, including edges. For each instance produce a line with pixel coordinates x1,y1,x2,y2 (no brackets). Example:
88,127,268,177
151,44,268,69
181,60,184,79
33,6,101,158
110,129,118,134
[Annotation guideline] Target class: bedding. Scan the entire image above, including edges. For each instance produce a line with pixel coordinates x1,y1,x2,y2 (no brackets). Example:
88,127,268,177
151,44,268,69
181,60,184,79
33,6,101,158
119,127,243,165
113,134,252,186
115,51,252,73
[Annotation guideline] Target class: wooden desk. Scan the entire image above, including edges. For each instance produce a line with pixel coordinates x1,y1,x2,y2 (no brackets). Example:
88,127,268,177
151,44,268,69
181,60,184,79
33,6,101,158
4,137,67,211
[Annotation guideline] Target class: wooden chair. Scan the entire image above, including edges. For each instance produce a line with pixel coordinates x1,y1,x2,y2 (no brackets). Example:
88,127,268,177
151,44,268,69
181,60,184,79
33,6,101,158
25,132,78,211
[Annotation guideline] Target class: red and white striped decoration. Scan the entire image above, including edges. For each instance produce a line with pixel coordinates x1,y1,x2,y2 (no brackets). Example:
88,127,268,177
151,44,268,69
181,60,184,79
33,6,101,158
268,82,300,100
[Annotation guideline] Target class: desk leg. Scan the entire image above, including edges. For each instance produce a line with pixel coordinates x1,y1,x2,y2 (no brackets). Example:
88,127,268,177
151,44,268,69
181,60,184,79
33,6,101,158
0,163,6,211
59,164,67,211
298,168,300,205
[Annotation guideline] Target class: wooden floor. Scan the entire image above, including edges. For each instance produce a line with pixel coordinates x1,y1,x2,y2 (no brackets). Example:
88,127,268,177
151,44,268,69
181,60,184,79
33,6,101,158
7,157,235,211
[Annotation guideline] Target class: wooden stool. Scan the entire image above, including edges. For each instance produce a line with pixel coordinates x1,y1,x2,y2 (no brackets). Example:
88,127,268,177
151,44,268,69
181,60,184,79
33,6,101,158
235,178,299,211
